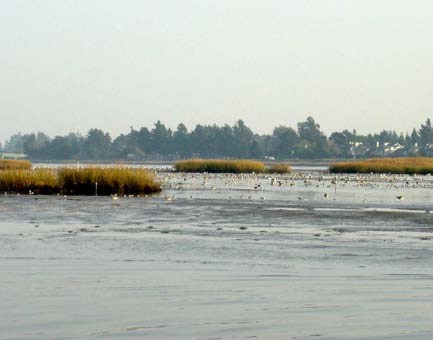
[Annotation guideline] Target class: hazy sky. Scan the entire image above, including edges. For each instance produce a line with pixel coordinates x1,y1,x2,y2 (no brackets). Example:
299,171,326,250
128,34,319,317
1,0,433,142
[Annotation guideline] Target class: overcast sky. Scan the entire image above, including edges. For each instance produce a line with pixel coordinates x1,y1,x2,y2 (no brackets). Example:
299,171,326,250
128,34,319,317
1,0,433,142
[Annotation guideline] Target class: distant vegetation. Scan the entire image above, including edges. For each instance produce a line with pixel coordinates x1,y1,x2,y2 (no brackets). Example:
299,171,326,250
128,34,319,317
59,167,161,195
267,163,292,174
175,159,266,173
0,159,32,170
329,158,433,174
3,117,433,161
0,169,59,194
0,167,161,195
175,159,292,174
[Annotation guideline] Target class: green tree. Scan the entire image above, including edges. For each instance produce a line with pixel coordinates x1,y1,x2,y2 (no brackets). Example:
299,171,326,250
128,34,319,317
83,129,112,159
23,132,51,157
249,139,264,158
232,120,254,158
296,117,329,158
271,126,299,159
151,121,172,155
410,128,419,145
419,118,433,155
4,133,25,153
44,133,81,159
173,123,190,157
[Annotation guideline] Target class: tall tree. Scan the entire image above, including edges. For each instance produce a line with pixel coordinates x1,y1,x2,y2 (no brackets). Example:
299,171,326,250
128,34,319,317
271,126,299,159
173,123,190,157
419,119,433,144
83,129,112,159
232,120,254,158
151,121,172,155
297,117,329,158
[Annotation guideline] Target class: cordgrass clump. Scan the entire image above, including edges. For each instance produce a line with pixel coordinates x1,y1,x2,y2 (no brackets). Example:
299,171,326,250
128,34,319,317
0,169,59,194
175,159,266,173
0,159,32,170
267,163,292,174
59,167,161,195
0,167,161,195
329,157,433,175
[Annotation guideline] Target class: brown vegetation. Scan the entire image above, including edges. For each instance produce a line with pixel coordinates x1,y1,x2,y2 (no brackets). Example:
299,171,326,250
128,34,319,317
175,159,266,173
0,167,161,195
267,163,292,174
329,158,433,174
0,169,59,194
59,167,161,195
0,159,32,170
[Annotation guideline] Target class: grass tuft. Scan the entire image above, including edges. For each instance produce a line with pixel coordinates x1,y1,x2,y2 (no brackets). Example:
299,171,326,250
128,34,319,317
0,167,161,195
329,158,433,174
0,169,59,194
174,159,266,173
59,167,161,195
267,163,292,174
0,159,32,170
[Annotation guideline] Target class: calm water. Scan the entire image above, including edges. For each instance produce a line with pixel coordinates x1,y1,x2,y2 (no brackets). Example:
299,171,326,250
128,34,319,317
1,171,433,339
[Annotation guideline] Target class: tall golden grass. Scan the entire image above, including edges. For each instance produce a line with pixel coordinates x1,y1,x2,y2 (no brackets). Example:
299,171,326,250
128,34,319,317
59,167,161,195
267,163,292,174
0,169,59,194
0,167,161,195
329,158,433,174
0,159,32,170
175,159,266,173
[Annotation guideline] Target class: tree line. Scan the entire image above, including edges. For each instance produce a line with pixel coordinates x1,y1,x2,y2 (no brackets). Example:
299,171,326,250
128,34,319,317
2,117,433,161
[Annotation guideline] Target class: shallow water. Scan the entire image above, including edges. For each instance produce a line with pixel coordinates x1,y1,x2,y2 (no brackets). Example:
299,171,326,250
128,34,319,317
1,172,433,339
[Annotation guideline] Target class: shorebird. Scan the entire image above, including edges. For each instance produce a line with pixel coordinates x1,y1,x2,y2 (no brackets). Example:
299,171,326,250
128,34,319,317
396,195,405,200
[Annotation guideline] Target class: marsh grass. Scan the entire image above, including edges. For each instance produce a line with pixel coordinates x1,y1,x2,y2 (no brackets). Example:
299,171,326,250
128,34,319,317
329,157,433,174
0,167,161,195
0,159,32,170
267,163,292,174
175,159,266,173
0,169,59,194
59,167,161,195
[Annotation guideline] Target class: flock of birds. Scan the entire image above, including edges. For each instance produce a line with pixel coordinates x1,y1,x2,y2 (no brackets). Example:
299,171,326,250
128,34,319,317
5,171,431,202
157,171,433,202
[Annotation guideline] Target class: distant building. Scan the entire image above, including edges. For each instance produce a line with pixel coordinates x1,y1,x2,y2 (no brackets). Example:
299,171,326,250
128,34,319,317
385,143,404,154
0,153,27,159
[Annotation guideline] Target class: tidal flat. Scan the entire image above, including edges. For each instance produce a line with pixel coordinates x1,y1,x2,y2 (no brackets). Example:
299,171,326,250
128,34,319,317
1,168,433,339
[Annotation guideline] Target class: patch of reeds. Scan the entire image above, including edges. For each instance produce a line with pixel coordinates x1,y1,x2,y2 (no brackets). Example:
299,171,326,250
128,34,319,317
0,169,60,194
329,157,433,174
267,163,292,174
0,167,161,195
0,159,32,170
174,159,266,173
59,167,161,195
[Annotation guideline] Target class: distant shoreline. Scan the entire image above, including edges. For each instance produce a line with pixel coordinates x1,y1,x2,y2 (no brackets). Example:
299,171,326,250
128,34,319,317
29,159,336,167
